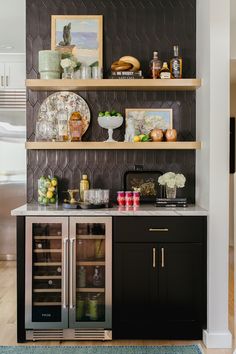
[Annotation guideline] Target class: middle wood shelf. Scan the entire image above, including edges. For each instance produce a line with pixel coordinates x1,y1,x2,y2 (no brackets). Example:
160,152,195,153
26,141,201,150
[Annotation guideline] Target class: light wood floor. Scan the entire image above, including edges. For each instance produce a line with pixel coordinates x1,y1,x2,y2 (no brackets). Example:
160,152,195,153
0,248,234,354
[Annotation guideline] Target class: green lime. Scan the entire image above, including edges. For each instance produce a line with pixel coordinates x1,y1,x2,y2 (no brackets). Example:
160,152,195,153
141,136,149,142
42,197,49,205
105,111,110,116
111,110,117,116
41,187,47,194
49,197,56,204
98,112,104,117
38,196,43,204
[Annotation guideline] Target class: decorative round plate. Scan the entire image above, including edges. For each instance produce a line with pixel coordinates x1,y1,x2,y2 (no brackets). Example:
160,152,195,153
39,91,91,135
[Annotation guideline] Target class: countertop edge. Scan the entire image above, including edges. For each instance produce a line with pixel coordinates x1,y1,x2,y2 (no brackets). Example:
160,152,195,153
11,204,208,216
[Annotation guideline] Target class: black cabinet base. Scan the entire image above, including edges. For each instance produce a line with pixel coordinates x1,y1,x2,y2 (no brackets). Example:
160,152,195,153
113,322,204,340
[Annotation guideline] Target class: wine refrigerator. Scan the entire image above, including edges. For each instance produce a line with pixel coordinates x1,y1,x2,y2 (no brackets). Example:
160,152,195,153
25,216,112,341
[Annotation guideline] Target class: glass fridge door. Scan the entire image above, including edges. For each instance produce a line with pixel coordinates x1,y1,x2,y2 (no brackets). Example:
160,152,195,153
69,217,112,329
25,217,69,329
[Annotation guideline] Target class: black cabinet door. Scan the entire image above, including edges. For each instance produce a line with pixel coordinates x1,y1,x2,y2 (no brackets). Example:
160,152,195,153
158,243,206,339
113,243,158,339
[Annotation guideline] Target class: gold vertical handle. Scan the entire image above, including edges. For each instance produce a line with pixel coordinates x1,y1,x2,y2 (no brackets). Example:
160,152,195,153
152,248,156,268
161,248,165,268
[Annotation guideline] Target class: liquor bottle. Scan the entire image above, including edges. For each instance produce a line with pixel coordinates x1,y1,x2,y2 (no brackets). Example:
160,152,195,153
80,174,89,202
78,266,86,288
159,62,171,79
92,266,103,287
149,51,162,79
170,45,182,79
69,111,83,142
57,109,68,141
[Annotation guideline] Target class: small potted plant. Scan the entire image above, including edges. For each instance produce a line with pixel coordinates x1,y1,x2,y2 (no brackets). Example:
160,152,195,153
60,58,77,79
158,172,186,199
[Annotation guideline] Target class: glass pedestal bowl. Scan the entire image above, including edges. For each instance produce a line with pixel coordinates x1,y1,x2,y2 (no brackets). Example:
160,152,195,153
98,115,123,142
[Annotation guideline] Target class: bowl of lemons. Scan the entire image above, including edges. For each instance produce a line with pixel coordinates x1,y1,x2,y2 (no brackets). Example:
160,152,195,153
38,176,58,206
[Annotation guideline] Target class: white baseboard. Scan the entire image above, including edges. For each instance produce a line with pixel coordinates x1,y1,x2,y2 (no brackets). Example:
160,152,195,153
203,329,232,348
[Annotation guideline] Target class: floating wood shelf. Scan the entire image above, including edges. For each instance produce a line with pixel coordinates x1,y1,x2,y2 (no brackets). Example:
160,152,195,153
26,141,201,150
26,78,202,91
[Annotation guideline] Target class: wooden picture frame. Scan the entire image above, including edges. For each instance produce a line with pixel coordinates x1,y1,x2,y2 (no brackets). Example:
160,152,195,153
51,15,103,68
125,108,173,138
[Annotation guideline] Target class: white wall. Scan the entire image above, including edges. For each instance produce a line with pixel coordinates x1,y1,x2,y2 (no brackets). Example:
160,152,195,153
0,0,25,53
231,0,236,58
197,0,232,349
230,86,236,247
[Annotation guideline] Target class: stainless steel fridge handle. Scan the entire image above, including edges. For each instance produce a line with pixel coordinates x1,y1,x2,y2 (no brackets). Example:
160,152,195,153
63,238,68,309
70,238,76,309
6,75,9,86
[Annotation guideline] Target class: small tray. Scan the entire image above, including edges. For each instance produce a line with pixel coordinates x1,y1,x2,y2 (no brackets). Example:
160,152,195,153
62,203,79,209
78,202,106,209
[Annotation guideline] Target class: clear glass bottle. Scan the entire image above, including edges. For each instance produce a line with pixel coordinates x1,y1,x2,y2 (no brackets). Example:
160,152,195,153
159,62,172,79
57,109,68,141
149,51,162,79
69,111,83,142
170,45,182,79
80,174,90,202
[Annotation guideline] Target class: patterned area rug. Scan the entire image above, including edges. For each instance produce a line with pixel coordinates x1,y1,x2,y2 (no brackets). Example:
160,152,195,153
0,345,203,354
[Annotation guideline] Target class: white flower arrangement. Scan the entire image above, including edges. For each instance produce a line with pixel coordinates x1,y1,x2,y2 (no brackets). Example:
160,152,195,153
60,58,77,70
158,172,186,189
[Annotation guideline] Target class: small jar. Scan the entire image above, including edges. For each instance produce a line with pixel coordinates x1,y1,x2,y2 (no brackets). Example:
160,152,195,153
150,129,164,142
117,191,125,206
38,176,58,206
133,191,140,206
165,129,177,142
125,191,133,207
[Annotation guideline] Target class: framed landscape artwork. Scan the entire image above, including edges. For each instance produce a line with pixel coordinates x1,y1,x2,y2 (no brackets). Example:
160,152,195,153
125,108,173,136
51,15,103,67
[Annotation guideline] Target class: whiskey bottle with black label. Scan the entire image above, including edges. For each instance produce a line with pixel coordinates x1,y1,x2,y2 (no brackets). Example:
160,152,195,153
170,45,182,79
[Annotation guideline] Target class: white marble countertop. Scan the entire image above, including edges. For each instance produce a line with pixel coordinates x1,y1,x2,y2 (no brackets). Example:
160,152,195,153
11,204,208,216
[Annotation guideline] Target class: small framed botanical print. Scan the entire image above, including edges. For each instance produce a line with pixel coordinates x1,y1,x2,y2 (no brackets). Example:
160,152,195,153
125,108,173,138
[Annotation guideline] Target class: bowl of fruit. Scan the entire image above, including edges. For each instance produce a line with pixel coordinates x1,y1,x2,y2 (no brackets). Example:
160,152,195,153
98,110,123,142
38,176,58,206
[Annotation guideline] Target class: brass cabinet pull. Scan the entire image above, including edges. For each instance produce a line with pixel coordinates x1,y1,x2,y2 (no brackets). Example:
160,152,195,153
152,248,156,268
149,228,169,232
161,248,165,268
63,238,68,309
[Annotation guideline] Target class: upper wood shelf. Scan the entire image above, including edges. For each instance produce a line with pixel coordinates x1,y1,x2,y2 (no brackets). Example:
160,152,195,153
26,79,202,91
26,141,201,150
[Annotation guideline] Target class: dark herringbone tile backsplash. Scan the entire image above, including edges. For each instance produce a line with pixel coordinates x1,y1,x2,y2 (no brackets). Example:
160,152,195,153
26,0,196,203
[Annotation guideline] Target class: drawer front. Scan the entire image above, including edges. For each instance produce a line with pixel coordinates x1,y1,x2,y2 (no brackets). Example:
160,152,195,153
113,216,206,243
